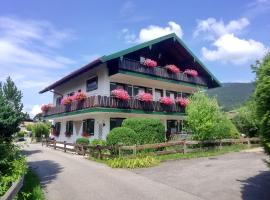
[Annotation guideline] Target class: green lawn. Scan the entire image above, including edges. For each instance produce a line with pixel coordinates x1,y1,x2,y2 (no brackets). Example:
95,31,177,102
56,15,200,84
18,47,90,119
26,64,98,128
15,169,45,200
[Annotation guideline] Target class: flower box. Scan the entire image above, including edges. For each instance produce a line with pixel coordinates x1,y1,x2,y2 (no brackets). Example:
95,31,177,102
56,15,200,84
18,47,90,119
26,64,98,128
137,92,153,102
184,69,198,77
61,96,73,105
111,89,130,101
142,58,157,68
73,92,87,101
165,64,180,74
159,97,174,105
41,104,53,112
176,97,189,107
81,132,91,138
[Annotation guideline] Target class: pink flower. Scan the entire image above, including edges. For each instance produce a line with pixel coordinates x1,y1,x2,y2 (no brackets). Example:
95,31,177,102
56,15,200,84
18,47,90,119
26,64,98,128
73,92,87,101
111,89,130,101
61,96,73,105
143,59,157,68
81,132,91,137
184,69,198,77
176,97,189,107
165,64,180,74
159,97,174,105
41,104,53,112
137,92,153,102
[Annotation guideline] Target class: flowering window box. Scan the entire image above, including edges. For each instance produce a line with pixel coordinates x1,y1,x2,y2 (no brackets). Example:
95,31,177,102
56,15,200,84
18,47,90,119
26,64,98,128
137,92,153,102
159,96,174,105
81,132,91,138
74,92,87,101
176,97,189,107
41,104,53,112
184,69,198,77
165,64,180,74
111,89,130,101
61,96,73,105
142,58,157,68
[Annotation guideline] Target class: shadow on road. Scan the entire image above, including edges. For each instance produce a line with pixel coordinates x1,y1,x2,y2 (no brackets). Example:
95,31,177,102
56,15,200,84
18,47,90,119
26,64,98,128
22,149,42,156
28,160,63,187
240,170,270,200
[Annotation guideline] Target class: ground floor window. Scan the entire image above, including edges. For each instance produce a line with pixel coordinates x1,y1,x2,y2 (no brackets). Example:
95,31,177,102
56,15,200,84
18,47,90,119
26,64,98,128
53,122,61,136
65,121,73,137
167,120,178,133
82,119,95,135
110,118,125,130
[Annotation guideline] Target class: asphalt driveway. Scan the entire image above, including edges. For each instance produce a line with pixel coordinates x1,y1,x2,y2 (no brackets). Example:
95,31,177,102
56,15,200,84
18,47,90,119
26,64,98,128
23,144,270,200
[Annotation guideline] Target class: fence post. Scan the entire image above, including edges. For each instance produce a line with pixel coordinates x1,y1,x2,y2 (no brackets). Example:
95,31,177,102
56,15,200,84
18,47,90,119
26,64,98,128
183,141,186,154
133,145,137,156
64,141,66,153
54,140,56,150
118,145,122,157
247,138,251,148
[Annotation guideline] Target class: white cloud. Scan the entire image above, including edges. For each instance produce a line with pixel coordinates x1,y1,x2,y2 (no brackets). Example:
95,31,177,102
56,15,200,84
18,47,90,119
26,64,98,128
202,34,268,64
121,21,183,43
30,105,42,116
193,18,249,40
194,17,269,65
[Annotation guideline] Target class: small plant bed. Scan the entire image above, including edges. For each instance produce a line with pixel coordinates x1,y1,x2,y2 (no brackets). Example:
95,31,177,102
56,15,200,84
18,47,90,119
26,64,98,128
15,169,45,200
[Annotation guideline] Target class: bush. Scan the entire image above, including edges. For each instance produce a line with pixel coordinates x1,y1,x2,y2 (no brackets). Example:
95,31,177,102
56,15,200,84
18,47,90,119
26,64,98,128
90,139,106,146
32,123,50,138
106,127,137,146
26,124,34,132
76,138,89,145
122,118,165,144
186,93,240,141
107,155,159,168
17,131,27,138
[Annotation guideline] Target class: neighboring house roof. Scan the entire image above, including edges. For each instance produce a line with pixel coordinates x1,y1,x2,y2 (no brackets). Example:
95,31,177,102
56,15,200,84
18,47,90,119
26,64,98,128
39,33,220,94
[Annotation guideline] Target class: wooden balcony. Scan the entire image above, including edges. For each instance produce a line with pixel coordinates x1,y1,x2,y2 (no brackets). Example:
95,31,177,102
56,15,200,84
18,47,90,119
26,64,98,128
118,58,207,86
43,96,185,117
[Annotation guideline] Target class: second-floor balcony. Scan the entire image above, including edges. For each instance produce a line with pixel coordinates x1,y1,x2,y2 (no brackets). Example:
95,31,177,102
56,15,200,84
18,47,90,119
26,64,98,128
118,58,207,87
43,95,185,117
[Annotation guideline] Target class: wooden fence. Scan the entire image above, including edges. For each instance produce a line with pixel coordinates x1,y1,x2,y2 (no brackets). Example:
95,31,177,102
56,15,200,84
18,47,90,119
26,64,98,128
0,175,24,200
42,137,260,159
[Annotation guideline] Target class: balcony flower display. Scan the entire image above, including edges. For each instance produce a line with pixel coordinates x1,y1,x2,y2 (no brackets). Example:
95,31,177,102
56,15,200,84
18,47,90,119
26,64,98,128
81,132,91,137
159,96,174,105
137,92,153,102
176,97,189,107
41,104,53,112
73,91,87,101
111,89,130,101
143,58,157,68
165,64,180,74
61,96,73,105
184,69,198,77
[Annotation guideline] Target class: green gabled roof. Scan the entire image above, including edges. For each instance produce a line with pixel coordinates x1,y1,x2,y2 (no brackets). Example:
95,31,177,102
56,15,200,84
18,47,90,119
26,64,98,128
100,33,221,87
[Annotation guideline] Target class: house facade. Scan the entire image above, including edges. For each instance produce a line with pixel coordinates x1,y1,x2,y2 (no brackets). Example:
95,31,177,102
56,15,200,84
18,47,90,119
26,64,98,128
40,33,220,142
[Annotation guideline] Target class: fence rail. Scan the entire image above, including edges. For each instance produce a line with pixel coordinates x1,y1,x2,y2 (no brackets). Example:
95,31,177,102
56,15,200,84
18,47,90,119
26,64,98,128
42,137,260,159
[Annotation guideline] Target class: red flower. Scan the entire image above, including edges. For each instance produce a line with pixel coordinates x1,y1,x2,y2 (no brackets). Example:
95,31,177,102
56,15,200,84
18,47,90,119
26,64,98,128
111,89,130,101
137,92,153,102
143,59,157,68
41,104,53,112
159,97,174,105
73,92,87,101
61,96,73,105
81,132,91,137
176,97,189,107
165,64,180,74
184,69,198,77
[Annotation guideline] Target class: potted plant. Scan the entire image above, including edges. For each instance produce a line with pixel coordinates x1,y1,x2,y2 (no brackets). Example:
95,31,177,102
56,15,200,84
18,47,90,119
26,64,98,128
41,104,53,113
165,64,180,74
61,96,73,112
159,97,174,105
142,58,157,68
137,92,153,102
176,97,189,107
184,69,198,77
111,89,130,101
81,132,91,138
74,92,87,109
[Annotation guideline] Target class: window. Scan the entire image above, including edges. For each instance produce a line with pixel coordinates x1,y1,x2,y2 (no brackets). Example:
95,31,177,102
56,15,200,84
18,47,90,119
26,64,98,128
166,91,176,99
56,97,62,105
182,93,191,98
86,77,98,92
82,119,95,135
155,89,163,101
66,121,73,135
110,118,125,130
167,120,178,133
54,122,61,135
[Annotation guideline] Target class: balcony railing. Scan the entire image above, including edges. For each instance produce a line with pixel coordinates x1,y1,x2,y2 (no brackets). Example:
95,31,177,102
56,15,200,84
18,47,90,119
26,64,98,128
118,58,207,86
43,96,185,117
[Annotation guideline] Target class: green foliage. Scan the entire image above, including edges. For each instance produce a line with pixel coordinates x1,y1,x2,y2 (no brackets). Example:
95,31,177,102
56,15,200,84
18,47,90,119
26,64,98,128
232,101,259,137
0,143,27,196
90,139,106,146
26,124,34,132
253,53,270,140
15,170,45,200
207,82,254,111
17,131,27,138
186,93,239,141
122,118,165,144
76,138,89,145
106,127,137,146
32,123,50,138
107,155,159,168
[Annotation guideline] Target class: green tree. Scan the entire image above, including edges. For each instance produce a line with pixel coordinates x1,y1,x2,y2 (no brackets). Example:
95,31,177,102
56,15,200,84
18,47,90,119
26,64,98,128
186,93,239,141
253,53,270,139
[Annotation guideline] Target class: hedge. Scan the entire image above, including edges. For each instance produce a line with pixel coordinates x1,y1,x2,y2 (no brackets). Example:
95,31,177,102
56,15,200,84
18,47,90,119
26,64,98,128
76,138,89,145
106,127,137,146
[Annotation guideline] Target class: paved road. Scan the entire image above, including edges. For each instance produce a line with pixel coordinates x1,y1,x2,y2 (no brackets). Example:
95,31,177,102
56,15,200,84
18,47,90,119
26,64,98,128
24,144,270,200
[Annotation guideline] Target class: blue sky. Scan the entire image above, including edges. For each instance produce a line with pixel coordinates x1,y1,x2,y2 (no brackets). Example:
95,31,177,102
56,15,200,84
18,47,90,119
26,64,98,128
0,0,269,116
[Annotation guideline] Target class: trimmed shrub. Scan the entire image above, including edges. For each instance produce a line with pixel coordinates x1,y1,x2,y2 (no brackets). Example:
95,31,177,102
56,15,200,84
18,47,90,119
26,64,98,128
106,127,137,146
90,139,106,146
17,131,27,138
107,155,159,168
122,118,165,144
76,138,89,145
